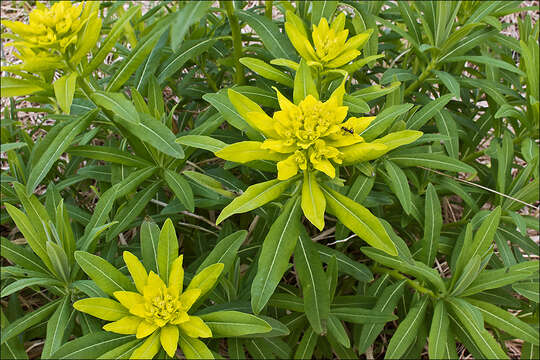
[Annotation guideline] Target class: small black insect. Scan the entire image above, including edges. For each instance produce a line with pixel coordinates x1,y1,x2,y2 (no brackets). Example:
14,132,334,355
341,126,354,134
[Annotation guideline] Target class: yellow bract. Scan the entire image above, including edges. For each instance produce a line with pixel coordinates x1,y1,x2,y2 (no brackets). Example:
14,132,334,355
285,12,372,69
74,251,223,359
2,1,100,71
217,86,390,181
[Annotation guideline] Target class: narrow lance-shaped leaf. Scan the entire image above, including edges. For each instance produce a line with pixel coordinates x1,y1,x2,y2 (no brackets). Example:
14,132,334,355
385,296,429,359
428,301,451,359
322,185,397,256
157,218,179,283
420,183,442,266
251,196,302,314
294,229,330,334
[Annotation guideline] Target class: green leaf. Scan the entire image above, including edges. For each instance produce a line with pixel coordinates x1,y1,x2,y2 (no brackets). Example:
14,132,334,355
331,307,397,324
42,296,73,358
361,103,413,141
294,229,330,334
0,311,28,360
51,332,135,359
85,6,140,75
0,237,49,274
447,298,509,359
141,220,160,274
428,301,450,359
26,109,97,193
53,72,77,114
237,10,296,60
175,135,227,153
468,299,539,345
311,1,338,25
0,277,63,298
199,311,271,337
293,327,318,360
420,183,442,266
197,230,247,274
513,282,539,303
313,242,372,281
343,94,370,113
96,339,142,359
407,94,454,130
240,57,294,87
385,296,429,359
432,70,461,99
203,91,256,137
157,38,217,84
164,170,195,212
183,170,235,199
251,196,302,314
384,160,411,214
90,91,139,125
434,109,459,159
442,55,526,76
157,218,179,283
4,203,53,273
450,255,481,297
217,178,295,224
106,15,173,91
46,241,70,282
106,181,161,242
327,314,350,348
388,152,476,174
67,146,152,167
301,171,326,230
294,59,318,104
0,77,44,97
75,251,135,295
0,142,27,153
321,185,397,256
179,333,214,359
460,261,539,297
1,299,60,344
171,1,213,49
356,280,406,353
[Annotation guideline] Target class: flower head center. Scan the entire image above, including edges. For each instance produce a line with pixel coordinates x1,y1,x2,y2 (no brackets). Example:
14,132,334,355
145,291,186,326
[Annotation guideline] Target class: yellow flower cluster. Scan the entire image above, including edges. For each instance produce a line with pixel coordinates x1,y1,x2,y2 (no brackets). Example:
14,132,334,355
216,84,397,181
74,251,223,358
2,1,100,71
285,12,371,69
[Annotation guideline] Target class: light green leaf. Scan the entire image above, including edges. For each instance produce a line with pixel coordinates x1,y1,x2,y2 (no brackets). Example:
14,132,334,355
90,91,139,125
293,59,318,104
384,160,411,214
388,152,476,174
301,171,326,230
0,277,63,298
67,146,152,168
53,72,77,114
240,57,293,87
311,1,338,25
52,332,135,359
217,178,296,224
322,185,397,256
199,311,271,337
42,296,73,358
420,183,442,266
175,135,227,153
179,333,214,359
1,77,44,97
331,307,397,324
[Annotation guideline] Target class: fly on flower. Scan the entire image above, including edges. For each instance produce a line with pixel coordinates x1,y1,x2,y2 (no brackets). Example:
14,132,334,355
73,219,271,359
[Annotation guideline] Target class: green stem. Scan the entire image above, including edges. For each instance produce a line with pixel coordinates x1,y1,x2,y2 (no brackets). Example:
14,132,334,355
404,58,438,97
265,1,273,19
223,1,245,85
372,264,437,298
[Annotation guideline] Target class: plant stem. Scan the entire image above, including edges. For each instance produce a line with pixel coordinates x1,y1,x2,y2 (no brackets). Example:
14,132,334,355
404,58,438,97
372,264,437,298
223,1,245,85
265,1,273,19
